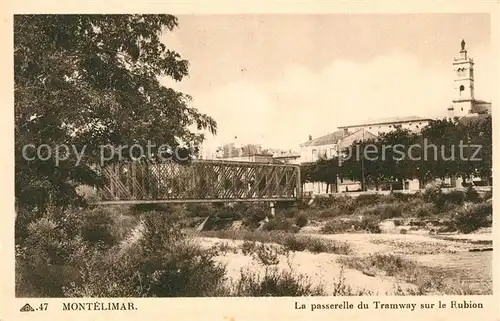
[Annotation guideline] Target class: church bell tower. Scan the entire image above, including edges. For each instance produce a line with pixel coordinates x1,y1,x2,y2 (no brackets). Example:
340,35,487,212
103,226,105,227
450,39,475,118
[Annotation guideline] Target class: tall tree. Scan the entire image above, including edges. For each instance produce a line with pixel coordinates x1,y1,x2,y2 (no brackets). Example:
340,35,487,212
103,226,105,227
15,15,217,212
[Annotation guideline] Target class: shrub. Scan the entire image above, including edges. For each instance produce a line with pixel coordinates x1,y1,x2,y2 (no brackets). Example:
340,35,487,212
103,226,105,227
355,203,403,220
240,203,269,228
295,213,308,228
443,190,466,205
232,267,325,296
321,217,381,234
283,235,307,252
453,203,492,233
483,190,492,201
264,217,297,232
79,208,118,247
423,184,445,208
391,192,421,203
354,194,384,207
411,203,435,218
65,212,229,297
185,203,216,217
254,244,281,265
313,196,336,209
241,240,258,256
283,235,352,255
465,186,480,203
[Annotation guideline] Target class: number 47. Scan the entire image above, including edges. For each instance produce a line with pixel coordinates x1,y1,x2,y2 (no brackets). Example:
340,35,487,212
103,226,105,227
39,303,48,311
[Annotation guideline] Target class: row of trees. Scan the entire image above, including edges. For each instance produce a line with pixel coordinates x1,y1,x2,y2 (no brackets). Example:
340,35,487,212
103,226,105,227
301,116,492,193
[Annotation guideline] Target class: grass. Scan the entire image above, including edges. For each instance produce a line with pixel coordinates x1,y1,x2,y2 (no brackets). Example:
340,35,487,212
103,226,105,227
198,230,352,255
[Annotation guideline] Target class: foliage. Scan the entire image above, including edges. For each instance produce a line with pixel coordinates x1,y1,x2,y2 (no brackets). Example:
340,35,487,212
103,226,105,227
355,203,403,220
301,117,491,192
233,267,325,296
15,14,217,213
452,203,492,234
321,217,381,234
295,213,309,228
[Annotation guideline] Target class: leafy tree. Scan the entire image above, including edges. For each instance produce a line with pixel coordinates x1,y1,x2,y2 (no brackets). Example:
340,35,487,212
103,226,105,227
310,157,340,193
15,15,217,213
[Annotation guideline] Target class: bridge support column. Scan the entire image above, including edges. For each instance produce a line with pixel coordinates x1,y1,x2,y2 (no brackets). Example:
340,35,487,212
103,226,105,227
269,202,275,217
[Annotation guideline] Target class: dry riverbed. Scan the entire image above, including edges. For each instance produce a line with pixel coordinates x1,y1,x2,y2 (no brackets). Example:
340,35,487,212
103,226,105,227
196,231,493,295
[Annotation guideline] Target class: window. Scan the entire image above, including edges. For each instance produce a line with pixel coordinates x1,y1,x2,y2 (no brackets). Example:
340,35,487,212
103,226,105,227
459,85,465,96
312,149,317,160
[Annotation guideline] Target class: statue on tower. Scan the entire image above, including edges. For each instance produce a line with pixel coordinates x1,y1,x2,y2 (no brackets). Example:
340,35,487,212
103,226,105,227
461,39,466,51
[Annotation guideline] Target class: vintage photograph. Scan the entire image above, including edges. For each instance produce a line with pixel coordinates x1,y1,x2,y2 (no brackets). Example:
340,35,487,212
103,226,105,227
14,13,493,298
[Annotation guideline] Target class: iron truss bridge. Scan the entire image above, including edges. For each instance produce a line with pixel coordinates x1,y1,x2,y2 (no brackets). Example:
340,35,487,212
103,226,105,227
97,159,302,204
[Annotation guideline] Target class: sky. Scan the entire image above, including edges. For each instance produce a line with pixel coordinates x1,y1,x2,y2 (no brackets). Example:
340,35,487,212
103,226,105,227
159,14,494,155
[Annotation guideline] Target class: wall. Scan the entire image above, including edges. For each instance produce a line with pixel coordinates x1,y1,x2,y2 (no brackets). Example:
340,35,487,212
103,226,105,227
300,143,338,163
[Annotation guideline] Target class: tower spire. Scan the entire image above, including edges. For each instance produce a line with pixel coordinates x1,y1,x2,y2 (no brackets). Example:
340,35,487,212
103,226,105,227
461,39,466,51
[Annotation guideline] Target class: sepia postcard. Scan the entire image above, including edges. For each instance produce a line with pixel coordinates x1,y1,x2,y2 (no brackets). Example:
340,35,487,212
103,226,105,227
1,1,499,321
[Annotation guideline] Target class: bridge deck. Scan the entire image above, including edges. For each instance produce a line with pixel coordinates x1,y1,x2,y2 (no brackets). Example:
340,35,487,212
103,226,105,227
97,159,301,204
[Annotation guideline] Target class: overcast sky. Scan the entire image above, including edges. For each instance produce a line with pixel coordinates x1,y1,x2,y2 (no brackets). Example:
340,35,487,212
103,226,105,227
159,14,493,153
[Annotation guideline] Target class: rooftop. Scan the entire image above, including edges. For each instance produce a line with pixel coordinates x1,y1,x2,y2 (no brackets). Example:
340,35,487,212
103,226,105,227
300,129,346,147
300,128,376,148
338,115,433,128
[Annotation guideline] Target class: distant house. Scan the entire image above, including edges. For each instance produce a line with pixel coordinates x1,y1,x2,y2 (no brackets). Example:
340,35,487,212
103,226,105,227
299,129,378,194
299,129,377,163
272,152,301,164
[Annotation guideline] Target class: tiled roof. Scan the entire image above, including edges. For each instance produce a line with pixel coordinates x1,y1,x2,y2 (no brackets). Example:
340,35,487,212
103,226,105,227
300,130,346,147
338,116,432,128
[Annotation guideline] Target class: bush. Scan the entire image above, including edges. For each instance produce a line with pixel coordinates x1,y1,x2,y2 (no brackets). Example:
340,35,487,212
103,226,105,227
443,190,466,205
465,186,480,203
321,217,381,234
453,203,492,233
356,203,403,220
312,196,336,209
241,240,258,256
411,203,435,218
264,217,297,232
423,184,446,208
185,203,216,217
483,190,492,201
295,213,308,228
65,212,229,297
232,267,325,296
283,235,351,254
16,207,231,297
254,244,281,265
391,192,422,203
354,194,384,207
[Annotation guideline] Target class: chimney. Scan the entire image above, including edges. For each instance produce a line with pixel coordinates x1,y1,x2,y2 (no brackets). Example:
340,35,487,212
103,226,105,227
308,134,312,141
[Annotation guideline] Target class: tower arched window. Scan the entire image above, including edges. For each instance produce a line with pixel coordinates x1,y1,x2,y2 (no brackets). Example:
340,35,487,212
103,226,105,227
459,85,465,96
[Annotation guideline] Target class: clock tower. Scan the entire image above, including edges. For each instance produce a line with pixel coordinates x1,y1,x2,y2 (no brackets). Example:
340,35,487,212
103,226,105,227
450,39,475,118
